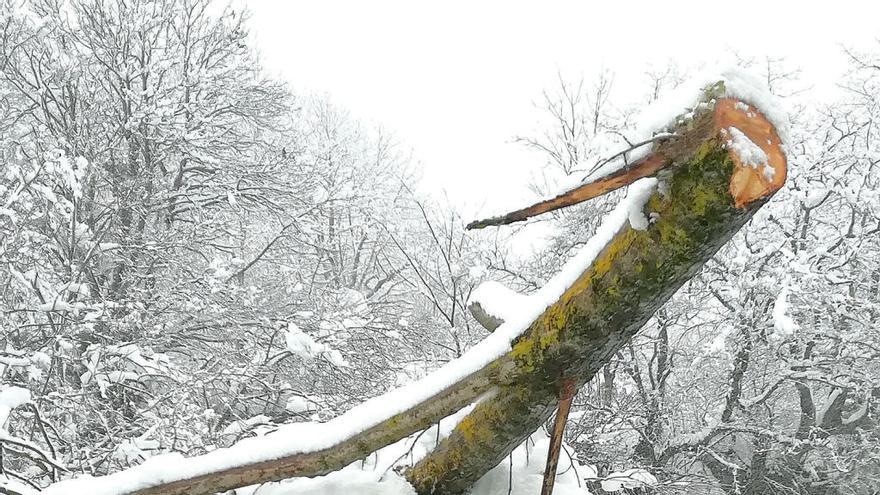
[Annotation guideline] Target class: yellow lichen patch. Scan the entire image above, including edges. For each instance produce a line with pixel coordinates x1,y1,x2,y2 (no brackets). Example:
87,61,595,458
457,412,485,444
689,183,724,216
590,228,638,279
646,193,668,214
655,221,690,249
538,330,558,350
606,274,622,298
384,415,400,429
692,136,717,164
455,401,510,450
509,337,537,372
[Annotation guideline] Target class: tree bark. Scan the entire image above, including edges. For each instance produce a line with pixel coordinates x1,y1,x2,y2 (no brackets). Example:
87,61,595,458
405,92,786,493
44,84,786,495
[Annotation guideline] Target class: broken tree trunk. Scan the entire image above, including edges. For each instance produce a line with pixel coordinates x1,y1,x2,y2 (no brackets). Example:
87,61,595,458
42,81,786,495
404,89,786,493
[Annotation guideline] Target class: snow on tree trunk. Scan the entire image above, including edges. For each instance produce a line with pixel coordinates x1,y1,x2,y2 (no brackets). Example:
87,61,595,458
41,78,787,495
405,92,786,494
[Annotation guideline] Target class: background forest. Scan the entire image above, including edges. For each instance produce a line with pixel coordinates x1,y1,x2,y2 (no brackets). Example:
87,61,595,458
0,1,878,494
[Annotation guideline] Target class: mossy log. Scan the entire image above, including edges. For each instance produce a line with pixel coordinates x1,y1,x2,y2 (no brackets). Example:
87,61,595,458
49,85,785,495
404,91,786,493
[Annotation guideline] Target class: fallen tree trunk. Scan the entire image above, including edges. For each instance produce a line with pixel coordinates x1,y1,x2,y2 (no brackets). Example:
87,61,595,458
405,92,786,493
42,80,786,495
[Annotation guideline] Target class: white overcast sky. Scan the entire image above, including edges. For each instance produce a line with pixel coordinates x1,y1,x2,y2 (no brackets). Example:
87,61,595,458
244,1,879,218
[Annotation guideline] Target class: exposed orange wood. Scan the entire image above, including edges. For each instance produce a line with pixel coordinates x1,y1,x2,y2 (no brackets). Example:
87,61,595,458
713,99,787,208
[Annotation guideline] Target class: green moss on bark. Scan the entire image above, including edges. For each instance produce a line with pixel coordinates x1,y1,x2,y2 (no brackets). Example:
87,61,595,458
406,136,766,494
